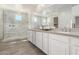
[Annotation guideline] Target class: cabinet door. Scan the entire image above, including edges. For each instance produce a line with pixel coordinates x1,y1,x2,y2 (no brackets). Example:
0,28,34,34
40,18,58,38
49,38,54,54
32,31,36,45
28,31,32,42
36,32,43,50
71,45,79,55
49,39,69,55
70,37,79,55
42,33,49,54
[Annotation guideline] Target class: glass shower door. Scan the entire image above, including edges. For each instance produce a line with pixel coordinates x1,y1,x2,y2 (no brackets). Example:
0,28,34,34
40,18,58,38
0,9,3,41
3,10,28,41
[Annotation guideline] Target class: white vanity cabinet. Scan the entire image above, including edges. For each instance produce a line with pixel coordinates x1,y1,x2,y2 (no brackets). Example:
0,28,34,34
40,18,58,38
49,34,70,55
28,30,33,42
70,37,79,55
32,31,36,45
53,39,69,55
36,32,43,50
42,32,49,54
28,30,79,55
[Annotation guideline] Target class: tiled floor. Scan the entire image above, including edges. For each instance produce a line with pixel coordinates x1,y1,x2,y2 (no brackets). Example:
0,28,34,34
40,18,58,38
0,40,46,55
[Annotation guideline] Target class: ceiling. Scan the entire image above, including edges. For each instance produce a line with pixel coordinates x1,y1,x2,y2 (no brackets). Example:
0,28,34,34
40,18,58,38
0,4,48,14
0,4,77,15
22,4,38,13
38,4,77,16
21,4,77,15
21,4,51,14
48,4,76,12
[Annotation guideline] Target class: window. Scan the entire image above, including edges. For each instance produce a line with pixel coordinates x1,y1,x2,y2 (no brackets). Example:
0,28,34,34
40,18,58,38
15,15,22,22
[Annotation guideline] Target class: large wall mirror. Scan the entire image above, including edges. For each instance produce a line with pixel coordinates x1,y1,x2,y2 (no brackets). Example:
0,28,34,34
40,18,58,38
75,16,79,28
53,17,58,28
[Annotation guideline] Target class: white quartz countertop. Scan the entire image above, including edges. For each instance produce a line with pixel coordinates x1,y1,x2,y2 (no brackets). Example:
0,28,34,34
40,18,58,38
28,29,79,38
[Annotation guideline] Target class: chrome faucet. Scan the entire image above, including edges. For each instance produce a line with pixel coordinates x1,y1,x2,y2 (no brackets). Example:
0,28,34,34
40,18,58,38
62,27,71,32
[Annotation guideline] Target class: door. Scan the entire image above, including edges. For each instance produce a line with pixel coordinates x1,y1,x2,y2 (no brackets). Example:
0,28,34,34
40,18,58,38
36,32,43,50
3,10,28,41
49,38,53,55
49,39,69,55
42,33,49,54
70,37,79,55
53,40,69,55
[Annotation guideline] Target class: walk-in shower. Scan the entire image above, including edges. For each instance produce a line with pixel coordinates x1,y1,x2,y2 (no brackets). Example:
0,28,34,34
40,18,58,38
0,9,29,42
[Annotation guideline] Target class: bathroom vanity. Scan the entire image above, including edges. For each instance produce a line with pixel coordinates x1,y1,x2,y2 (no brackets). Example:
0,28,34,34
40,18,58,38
27,29,79,55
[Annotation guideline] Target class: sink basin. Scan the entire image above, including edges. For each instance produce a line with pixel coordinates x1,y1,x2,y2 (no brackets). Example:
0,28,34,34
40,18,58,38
40,29,52,31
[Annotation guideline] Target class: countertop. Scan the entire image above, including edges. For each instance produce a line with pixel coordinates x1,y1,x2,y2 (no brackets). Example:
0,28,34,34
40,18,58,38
28,29,79,38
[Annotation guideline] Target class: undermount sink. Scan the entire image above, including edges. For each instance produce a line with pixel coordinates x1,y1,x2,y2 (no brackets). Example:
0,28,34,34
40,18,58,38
39,25,55,31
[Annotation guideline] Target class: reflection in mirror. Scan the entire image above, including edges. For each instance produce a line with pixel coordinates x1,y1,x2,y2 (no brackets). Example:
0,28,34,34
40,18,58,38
33,16,37,23
75,16,79,28
42,17,47,25
54,17,58,28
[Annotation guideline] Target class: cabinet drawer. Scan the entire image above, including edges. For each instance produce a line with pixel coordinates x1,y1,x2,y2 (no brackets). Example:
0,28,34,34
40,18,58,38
49,34,69,43
42,32,49,54
71,37,79,46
